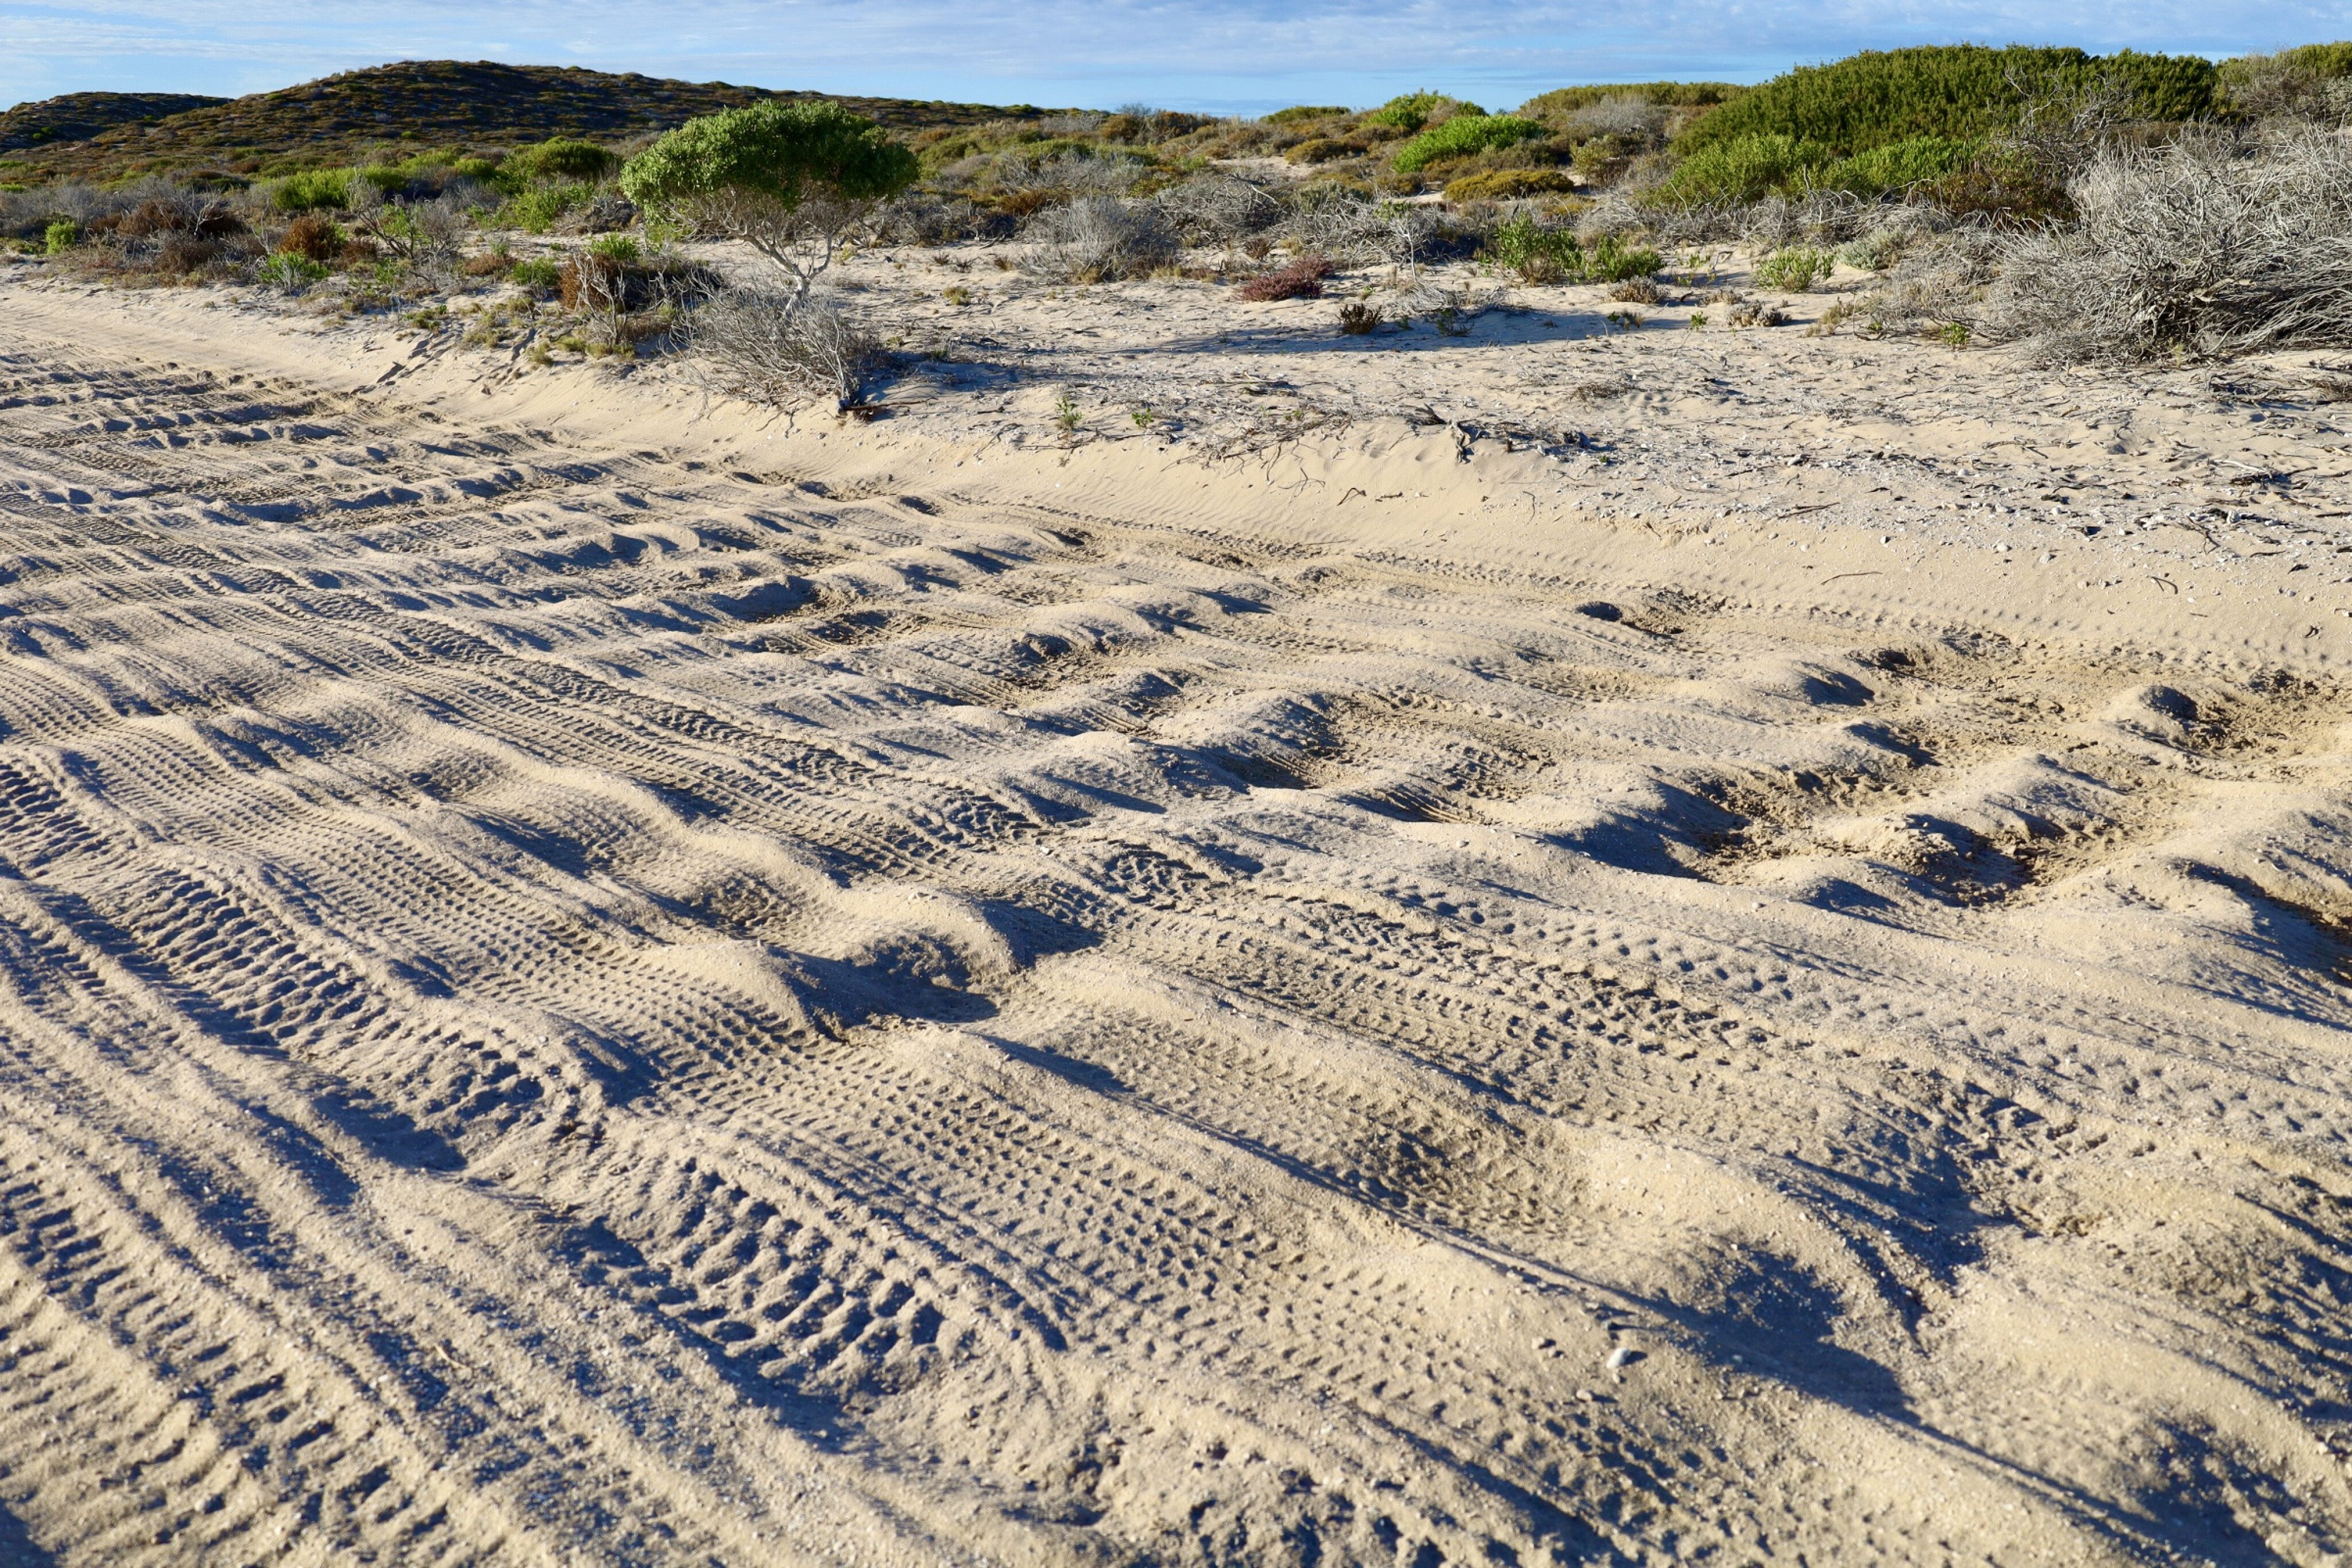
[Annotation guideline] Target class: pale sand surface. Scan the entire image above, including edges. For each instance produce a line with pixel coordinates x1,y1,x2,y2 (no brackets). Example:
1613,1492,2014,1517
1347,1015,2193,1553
1,251,2350,1565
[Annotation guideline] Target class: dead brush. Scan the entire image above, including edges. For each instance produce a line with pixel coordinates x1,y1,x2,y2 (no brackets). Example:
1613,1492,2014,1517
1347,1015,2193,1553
1021,195,1177,283
1989,127,2352,361
688,291,889,409
1607,276,1661,304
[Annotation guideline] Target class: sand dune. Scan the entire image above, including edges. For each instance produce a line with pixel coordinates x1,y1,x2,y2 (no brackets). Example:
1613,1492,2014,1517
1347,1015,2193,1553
1,268,2350,1566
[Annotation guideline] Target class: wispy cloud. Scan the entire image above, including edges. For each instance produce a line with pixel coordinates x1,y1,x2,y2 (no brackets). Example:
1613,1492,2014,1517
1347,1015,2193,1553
3,0,2345,114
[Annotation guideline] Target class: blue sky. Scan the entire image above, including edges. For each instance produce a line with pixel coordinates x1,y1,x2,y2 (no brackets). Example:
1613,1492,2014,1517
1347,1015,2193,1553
4,0,2348,115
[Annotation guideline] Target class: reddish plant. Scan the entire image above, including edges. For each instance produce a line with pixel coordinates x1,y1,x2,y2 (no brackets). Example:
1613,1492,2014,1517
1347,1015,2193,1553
1234,253,1336,301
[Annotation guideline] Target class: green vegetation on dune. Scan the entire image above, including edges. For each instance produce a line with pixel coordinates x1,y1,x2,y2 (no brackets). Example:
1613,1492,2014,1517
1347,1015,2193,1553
1390,114,1547,173
1674,45,2223,157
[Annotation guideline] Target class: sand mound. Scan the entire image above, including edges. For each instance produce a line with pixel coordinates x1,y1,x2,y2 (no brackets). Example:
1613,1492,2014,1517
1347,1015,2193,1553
0,274,2348,1566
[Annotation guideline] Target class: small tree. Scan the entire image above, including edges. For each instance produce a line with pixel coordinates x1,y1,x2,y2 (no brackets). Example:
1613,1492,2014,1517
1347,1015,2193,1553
620,101,918,314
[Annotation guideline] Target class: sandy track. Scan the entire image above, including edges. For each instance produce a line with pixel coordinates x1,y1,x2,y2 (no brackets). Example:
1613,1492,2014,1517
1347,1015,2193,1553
1,284,2350,1566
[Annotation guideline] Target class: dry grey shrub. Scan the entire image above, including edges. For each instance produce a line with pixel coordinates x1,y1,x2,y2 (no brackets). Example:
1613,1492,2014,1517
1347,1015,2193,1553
1278,188,1433,266
997,151,1146,201
689,290,888,407
1562,94,1670,143
1987,128,2352,362
1022,196,1177,282
1151,173,1282,246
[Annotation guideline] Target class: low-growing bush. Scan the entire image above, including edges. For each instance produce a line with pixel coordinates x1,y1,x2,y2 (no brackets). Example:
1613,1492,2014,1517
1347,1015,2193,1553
277,214,343,262
1484,214,1583,282
1755,244,1833,290
1817,135,1975,194
1278,186,1435,265
1338,300,1382,334
1023,195,1177,281
1234,254,1334,300
1652,133,1835,203
690,291,888,407
498,181,597,234
506,138,621,185
1444,168,1576,203
256,253,330,290
1585,233,1663,281
509,257,562,293
273,169,352,212
1285,138,1360,165
43,219,75,254
1988,127,2352,361
1392,115,1548,175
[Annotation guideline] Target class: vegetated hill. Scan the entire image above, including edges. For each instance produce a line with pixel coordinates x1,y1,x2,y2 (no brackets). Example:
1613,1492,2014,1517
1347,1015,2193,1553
0,60,1045,185
0,91,230,152
1673,44,2222,155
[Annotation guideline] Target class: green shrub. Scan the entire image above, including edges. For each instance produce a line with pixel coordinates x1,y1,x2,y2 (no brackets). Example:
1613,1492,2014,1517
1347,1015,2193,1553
1267,105,1349,125
355,164,411,195
498,181,595,234
42,219,76,255
1651,133,1834,203
509,257,562,292
1484,214,1582,281
1392,114,1547,173
272,168,353,211
1585,234,1662,282
1674,45,2222,158
586,233,640,264
451,156,503,184
1816,135,1974,194
1755,245,1833,291
1445,168,1577,203
506,138,620,184
1367,92,1483,133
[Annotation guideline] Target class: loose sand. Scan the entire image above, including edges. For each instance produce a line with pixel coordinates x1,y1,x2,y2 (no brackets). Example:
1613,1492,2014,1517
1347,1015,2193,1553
1,248,2350,1566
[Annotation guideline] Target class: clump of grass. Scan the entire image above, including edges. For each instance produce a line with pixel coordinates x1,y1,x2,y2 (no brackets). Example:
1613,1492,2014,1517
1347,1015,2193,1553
256,252,329,290
1337,300,1382,334
509,257,561,293
1755,244,1833,291
1484,214,1581,282
1585,234,1663,282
